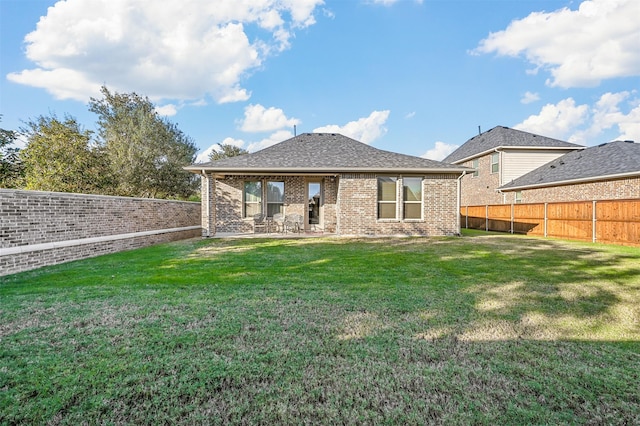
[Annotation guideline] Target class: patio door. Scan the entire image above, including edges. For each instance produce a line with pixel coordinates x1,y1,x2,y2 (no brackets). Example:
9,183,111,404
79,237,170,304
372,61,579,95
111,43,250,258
307,180,323,231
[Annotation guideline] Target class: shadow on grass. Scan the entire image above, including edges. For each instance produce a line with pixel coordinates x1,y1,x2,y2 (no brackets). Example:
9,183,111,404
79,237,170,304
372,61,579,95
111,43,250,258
2,234,639,424
139,234,640,343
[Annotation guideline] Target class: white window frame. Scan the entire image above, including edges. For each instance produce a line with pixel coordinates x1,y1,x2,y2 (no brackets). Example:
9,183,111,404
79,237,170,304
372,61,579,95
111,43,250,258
402,177,423,220
377,177,398,220
243,180,262,218
266,181,285,217
491,153,499,174
472,159,479,177
243,179,286,219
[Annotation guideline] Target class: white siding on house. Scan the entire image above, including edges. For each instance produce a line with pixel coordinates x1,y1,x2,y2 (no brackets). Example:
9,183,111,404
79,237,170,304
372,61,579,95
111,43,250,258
502,150,575,186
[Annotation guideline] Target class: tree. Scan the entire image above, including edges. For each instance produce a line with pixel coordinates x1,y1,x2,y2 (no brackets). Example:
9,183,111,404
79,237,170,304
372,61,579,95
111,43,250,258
209,143,248,161
19,114,112,194
89,86,198,199
0,118,24,188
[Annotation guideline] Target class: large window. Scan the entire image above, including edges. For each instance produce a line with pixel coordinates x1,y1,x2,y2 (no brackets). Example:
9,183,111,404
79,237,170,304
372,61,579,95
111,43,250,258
266,181,284,217
491,153,499,174
243,181,262,218
377,177,397,219
403,177,422,219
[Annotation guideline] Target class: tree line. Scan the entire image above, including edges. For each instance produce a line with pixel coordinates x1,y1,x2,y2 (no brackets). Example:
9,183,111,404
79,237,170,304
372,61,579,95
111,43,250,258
0,86,200,200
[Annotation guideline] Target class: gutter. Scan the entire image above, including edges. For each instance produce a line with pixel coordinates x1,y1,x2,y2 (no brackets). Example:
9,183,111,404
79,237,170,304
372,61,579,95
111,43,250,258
183,166,471,175
499,171,640,192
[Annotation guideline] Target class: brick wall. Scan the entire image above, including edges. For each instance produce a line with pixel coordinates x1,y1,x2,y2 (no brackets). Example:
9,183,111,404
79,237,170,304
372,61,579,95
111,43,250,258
206,173,460,236
337,173,460,236
0,189,201,276
460,154,503,206
505,177,640,203
213,175,338,233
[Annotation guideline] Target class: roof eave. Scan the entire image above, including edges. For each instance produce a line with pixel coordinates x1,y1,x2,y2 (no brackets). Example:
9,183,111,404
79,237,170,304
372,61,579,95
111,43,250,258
184,166,470,175
499,171,640,192
449,145,584,165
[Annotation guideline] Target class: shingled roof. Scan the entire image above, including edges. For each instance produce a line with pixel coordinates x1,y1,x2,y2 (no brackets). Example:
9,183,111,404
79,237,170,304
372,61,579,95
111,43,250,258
186,133,468,174
499,140,640,191
443,126,583,164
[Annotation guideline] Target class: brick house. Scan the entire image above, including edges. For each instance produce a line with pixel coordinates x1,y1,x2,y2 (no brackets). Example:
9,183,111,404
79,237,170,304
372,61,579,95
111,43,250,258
443,126,583,206
186,133,469,237
498,140,640,203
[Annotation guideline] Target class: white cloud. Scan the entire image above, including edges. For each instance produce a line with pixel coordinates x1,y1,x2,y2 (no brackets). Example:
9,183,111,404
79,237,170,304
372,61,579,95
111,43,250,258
6,0,324,103
240,104,300,132
514,92,640,144
405,111,416,119
368,0,423,5
514,98,589,140
155,104,178,117
195,137,247,163
247,130,294,152
421,141,459,161
313,110,390,144
520,91,540,104
473,0,640,88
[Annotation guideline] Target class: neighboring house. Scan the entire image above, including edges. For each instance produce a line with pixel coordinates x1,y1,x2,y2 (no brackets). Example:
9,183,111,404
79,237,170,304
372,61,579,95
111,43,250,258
443,126,583,206
185,133,469,237
499,140,640,203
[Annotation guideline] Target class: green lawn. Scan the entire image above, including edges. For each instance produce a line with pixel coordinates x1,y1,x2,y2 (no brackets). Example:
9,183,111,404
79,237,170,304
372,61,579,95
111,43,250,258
1,232,639,424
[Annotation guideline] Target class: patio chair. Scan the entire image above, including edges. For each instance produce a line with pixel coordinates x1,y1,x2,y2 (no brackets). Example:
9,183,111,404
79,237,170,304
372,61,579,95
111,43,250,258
272,213,284,233
284,214,303,233
253,214,268,233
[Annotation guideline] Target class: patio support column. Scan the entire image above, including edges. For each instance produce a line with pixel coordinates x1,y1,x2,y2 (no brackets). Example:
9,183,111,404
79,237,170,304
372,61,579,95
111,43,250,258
200,172,216,237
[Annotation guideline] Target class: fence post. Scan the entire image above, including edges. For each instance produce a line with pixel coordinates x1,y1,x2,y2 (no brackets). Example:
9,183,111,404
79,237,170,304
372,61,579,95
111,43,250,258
592,200,597,243
466,205,469,229
511,203,514,234
485,205,489,231
544,203,548,238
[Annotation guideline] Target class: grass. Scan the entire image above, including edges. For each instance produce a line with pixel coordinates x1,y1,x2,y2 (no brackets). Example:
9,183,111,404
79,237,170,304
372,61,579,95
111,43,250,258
1,231,639,424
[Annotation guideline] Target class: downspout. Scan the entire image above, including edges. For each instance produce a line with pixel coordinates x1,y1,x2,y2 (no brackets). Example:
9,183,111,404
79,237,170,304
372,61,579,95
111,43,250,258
457,171,466,236
493,148,504,203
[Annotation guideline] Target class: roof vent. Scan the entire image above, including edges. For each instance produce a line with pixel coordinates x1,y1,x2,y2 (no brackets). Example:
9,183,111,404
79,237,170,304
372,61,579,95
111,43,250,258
550,165,556,168
624,140,635,143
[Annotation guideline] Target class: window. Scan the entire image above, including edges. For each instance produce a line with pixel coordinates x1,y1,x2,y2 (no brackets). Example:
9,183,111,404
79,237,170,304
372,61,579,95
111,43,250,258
472,159,479,177
491,153,499,174
515,191,523,204
377,177,397,219
403,177,422,219
243,181,262,218
266,181,284,217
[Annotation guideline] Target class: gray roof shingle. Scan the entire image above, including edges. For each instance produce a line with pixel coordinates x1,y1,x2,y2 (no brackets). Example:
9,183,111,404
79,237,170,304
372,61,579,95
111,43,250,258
499,140,640,190
187,133,467,173
443,126,583,164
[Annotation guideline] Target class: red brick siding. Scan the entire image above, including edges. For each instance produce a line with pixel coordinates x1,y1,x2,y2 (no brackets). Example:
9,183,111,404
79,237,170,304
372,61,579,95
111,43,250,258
506,177,640,203
460,154,502,206
213,175,337,233
337,174,460,236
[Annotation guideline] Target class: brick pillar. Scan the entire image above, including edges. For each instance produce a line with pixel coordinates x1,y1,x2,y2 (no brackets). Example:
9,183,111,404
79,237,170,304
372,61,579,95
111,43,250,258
201,173,216,237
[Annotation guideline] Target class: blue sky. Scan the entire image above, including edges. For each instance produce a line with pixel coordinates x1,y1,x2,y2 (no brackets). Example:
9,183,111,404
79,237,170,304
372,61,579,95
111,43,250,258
1,0,639,163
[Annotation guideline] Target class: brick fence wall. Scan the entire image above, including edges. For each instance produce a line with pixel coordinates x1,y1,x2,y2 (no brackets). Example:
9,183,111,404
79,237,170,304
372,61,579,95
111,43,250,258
0,189,201,276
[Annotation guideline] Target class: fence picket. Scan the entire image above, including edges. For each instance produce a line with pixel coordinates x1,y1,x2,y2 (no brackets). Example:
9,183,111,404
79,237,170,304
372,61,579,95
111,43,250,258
461,199,640,246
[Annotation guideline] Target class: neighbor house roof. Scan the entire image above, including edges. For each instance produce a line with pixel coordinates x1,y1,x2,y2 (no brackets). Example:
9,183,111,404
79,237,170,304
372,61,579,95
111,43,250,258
186,133,469,175
499,140,640,191
443,126,583,164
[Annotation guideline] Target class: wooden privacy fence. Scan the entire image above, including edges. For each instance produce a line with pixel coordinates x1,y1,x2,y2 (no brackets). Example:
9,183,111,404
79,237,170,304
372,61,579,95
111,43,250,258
461,199,640,246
